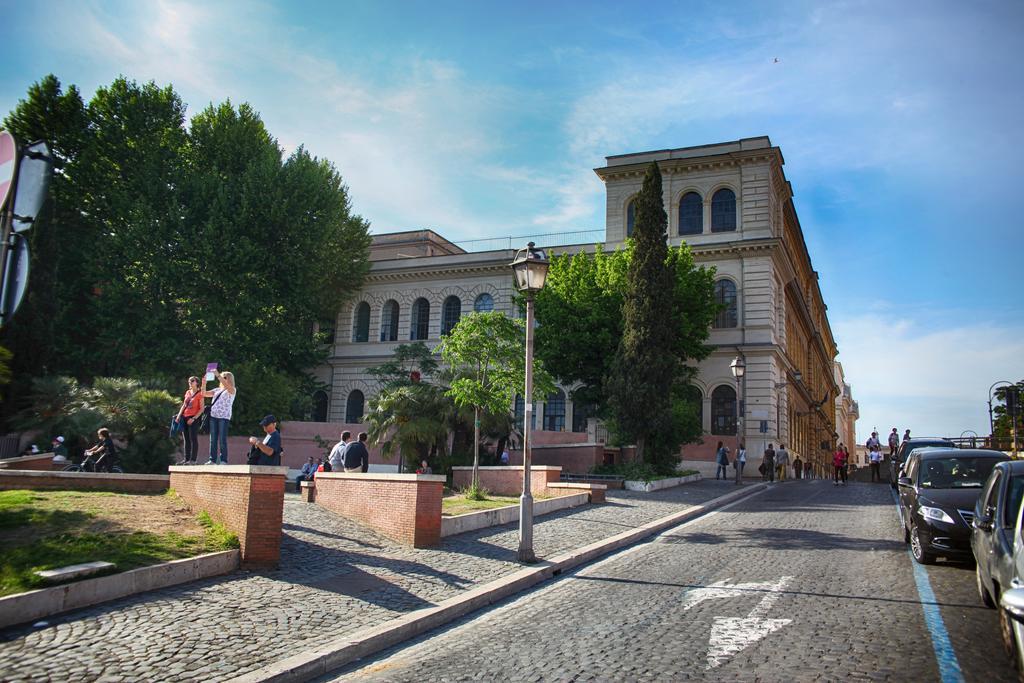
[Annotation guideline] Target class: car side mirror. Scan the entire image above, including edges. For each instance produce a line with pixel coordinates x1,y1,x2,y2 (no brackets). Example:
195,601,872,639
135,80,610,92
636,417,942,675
1002,588,1024,624
897,476,913,488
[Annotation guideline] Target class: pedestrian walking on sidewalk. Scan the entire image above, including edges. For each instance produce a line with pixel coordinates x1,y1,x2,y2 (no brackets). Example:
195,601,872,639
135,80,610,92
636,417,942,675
734,442,746,484
762,444,776,482
793,455,803,480
868,446,884,483
833,445,848,486
775,444,790,481
715,441,730,480
843,444,852,482
888,428,899,459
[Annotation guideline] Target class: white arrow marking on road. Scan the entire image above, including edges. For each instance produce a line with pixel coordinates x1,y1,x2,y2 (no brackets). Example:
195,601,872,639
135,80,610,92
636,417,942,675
704,576,794,669
681,576,791,612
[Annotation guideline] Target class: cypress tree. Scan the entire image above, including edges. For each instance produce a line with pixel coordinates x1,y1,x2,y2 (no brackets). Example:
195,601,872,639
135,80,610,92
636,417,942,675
607,161,678,470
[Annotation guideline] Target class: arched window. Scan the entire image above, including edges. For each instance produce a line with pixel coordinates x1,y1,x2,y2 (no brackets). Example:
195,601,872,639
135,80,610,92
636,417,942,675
410,298,430,340
711,385,737,435
513,395,536,430
352,302,370,342
473,293,494,313
441,296,462,335
678,192,703,236
713,279,738,329
543,390,566,432
711,188,736,232
345,390,365,424
311,390,329,422
380,300,399,342
626,197,636,237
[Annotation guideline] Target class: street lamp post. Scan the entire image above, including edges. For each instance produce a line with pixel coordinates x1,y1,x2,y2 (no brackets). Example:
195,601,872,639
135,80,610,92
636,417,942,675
510,242,549,563
730,356,746,471
989,381,1013,452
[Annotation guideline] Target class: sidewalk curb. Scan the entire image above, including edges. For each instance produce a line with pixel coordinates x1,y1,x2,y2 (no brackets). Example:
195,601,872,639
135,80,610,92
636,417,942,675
227,483,768,683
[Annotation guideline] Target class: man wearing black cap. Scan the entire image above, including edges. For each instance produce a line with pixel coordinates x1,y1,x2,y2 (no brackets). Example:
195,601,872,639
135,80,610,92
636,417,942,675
249,415,282,466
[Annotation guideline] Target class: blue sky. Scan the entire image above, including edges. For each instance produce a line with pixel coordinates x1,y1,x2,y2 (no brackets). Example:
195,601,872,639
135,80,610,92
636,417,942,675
1,0,1022,441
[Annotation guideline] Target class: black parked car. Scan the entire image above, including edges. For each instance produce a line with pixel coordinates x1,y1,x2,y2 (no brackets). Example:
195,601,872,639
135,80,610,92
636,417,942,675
898,448,1009,564
972,461,1024,608
890,437,956,488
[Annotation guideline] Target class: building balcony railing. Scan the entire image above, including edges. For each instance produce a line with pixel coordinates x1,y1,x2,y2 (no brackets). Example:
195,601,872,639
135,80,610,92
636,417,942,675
453,229,606,253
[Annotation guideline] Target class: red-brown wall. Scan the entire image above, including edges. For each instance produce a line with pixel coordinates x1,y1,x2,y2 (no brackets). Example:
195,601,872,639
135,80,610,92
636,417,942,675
169,465,286,566
0,453,59,471
312,472,445,548
0,470,169,493
451,466,561,496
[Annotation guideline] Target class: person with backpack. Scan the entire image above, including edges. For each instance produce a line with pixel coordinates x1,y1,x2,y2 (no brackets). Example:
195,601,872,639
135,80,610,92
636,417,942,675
175,376,205,465
715,441,730,480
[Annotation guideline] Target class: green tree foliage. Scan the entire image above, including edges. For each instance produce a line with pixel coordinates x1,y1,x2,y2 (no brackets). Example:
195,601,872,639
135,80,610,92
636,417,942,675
607,162,677,469
533,245,627,413
440,312,555,485
367,342,439,390
364,382,454,472
1,75,370,429
993,381,1024,446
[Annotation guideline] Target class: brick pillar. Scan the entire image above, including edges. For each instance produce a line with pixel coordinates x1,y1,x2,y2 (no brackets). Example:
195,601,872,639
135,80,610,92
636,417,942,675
169,465,287,567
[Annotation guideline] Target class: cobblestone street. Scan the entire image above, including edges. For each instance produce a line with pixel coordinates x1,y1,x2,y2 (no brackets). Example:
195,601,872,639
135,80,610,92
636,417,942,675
326,480,1018,683
0,480,738,682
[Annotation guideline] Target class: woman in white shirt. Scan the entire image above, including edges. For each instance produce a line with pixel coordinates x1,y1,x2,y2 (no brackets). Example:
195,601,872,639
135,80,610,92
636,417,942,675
202,371,236,465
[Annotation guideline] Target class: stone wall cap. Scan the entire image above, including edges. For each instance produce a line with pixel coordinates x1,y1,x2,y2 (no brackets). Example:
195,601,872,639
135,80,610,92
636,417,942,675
0,452,57,465
450,465,562,471
0,469,169,481
316,472,447,482
168,465,287,475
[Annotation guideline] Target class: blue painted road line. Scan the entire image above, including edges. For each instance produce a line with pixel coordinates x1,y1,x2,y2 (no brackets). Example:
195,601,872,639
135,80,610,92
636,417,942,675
891,488,965,683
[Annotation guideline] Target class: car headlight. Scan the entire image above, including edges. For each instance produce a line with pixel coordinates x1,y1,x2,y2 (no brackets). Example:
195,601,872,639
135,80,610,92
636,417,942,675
919,505,955,524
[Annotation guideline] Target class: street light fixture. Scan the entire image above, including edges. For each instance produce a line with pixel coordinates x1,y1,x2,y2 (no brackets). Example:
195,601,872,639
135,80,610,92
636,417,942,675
730,356,746,482
510,242,549,563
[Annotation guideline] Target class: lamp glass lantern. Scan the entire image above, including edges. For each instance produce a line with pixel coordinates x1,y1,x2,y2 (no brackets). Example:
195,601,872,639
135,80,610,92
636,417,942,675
730,356,746,379
511,242,549,294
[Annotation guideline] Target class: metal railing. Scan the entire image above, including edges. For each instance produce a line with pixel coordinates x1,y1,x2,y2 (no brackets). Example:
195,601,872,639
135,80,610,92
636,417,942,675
453,229,606,253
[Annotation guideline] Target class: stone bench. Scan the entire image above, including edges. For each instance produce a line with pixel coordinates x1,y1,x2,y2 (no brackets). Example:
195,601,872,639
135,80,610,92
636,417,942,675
300,480,316,503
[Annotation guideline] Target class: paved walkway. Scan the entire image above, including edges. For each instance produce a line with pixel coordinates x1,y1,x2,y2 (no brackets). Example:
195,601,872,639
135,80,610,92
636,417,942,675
0,478,740,682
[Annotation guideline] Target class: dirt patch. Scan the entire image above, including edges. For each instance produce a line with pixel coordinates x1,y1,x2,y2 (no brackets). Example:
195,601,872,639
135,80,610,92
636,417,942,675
0,491,206,546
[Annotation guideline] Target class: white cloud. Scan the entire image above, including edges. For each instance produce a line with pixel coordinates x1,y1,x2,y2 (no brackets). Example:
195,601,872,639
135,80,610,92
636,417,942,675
834,312,1024,443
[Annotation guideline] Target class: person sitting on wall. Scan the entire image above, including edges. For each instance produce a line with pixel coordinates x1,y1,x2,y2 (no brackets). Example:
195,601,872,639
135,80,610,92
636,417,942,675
342,432,370,473
51,436,69,465
296,456,317,489
248,415,282,466
416,459,432,475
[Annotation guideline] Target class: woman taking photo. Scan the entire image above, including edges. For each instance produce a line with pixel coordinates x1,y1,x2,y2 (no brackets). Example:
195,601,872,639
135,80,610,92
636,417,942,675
202,370,236,465
175,376,205,465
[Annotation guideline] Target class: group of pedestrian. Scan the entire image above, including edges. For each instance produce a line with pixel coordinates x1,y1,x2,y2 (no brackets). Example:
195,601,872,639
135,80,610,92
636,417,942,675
714,441,749,485
173,370,237,465
322,430,371,473
832,443,852,486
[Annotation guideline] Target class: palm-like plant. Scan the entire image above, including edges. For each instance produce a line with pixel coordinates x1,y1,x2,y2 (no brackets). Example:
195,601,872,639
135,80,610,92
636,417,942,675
86,377,143,435
365,382,453,471
14,376,90,434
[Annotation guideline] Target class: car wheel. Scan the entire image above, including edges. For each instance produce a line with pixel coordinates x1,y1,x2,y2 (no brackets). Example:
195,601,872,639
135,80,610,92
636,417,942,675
910,524,934,565
999,601,1016,659
977,565,995,608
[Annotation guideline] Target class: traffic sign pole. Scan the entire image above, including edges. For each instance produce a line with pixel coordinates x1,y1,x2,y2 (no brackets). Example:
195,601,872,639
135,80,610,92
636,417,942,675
0,132,21,326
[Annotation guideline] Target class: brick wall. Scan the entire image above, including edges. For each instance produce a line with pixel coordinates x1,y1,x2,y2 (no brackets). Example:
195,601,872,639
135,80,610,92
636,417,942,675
0,453,59,471
169,465,286,567
451,466,561,496
312,473,446,547
508,444,606,475
0,470,169,493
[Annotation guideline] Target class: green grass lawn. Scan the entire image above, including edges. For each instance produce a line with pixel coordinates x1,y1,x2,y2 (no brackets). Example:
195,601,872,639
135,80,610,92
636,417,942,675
0,490,239,597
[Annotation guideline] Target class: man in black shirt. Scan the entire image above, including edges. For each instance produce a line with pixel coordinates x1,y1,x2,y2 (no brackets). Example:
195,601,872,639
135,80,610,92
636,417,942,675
343,432,370,473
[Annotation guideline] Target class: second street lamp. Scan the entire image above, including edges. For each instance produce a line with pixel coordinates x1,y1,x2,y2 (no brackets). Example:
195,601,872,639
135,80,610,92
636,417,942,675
730,356,746,474
510,242,549,563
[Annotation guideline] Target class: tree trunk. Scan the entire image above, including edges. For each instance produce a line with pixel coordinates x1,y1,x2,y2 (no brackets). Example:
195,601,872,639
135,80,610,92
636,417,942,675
472,405,480,488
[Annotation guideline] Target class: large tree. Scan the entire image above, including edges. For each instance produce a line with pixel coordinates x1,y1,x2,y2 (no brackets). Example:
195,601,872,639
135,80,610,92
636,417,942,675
0,75,371,428
441,312,555,487
606,162,677,468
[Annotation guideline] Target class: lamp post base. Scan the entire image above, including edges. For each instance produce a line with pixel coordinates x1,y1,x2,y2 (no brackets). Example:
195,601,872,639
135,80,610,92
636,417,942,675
517,492,536,563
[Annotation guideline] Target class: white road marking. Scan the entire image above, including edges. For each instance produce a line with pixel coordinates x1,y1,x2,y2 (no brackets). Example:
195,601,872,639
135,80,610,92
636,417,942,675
694,576,793,669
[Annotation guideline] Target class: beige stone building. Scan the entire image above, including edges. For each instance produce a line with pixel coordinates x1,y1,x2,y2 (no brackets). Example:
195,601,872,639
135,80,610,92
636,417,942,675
313,136,850,473
834,361,861,464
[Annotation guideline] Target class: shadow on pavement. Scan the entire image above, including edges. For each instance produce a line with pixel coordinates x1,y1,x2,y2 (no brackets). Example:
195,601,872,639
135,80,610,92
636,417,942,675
662,526,907,553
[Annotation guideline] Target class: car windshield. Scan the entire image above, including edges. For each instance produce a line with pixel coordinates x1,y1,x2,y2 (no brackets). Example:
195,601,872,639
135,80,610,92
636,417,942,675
1007,475,1024,527
919,457,1001,489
